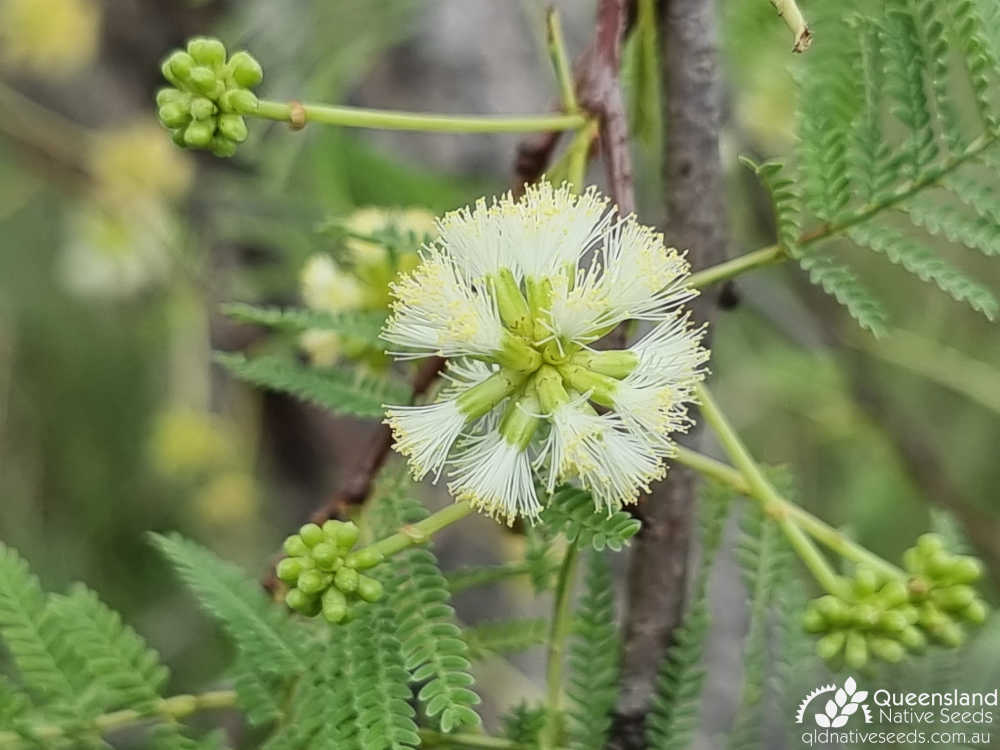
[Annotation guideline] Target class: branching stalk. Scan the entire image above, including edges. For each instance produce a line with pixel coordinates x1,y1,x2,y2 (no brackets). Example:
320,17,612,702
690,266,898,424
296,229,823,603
687,243,785,289
540,544,580,750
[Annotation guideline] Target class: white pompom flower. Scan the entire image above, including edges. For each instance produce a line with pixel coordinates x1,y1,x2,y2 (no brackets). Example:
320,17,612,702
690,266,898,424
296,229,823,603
382,181,709,523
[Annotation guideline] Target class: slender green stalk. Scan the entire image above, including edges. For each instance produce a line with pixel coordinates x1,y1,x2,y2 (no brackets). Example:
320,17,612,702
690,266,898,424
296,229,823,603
686,386,906,581
366,500,474,558
447,559,561,594
777,515,847,596
539,544,580,750
419,729,536,749
0,691,238,748
687,243,785,289
546,8,578,113
253,100,587,133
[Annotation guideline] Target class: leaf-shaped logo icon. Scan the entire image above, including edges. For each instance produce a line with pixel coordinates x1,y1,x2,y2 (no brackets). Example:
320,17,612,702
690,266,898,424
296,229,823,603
852,691,869,703
844,676,857,695
835,688,847,706
841,703,859,716
815,714,831,728
832,715,849,728
825,699,838,718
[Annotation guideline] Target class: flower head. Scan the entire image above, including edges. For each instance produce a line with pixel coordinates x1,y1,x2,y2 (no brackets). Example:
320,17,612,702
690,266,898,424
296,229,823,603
0,0,100,77
383,181,709,523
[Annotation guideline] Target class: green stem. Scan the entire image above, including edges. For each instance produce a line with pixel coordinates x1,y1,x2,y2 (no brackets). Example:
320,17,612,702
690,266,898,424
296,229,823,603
365,500,474,559
776,515,847,596
685,386,906,582
546,9,578,113
0,691,238,748
539,544,580,750
446,559,561,594
687,244,785,289
254,100,587,133
419,729,535,749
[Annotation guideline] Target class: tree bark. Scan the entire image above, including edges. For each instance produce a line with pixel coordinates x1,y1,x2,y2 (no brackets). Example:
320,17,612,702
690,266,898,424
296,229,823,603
612,0,729,745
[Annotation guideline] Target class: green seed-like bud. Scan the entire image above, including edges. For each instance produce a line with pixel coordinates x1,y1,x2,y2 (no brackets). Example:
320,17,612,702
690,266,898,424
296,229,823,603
170,128,187,147
853,567,879,596
324,520,360,551
918,603,947,630
902,547,922,574
932,585,976,612
334,566,359,593
949,556,984,584
815,595,850,627
218,114,248,142
878,610,908,634
878,580,909,609
184,119,216,148
166,51,195,82
286,588,319,615
933,620,965,648
356,575,384,603
156,87,185,107
276,557,304,583
870,636,905,663
188,37,227,67
345,548,384,570
963,599,988,625
297,569,330,595
322,587,348,623
189,66,218,94
900,626,926,652
220,88,259,114
190,97,216,120
917,533,945,557
852,603,880,629
802,607,826,633
210,137,238,158
284,534,309,557
158,102,190,128
926,550,955,579
228,51,264,87
845,631,869,669
311,542,341,571
817,631,846,661
300,523,325,547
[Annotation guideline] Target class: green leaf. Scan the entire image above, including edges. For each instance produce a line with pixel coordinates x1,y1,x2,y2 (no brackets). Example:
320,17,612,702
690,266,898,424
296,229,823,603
215,353,410,419
741,158,802,256
541,486,641,551
221,303,387,345
621,0,662,151
904,194,1000,258
566,550,619,750
47,584,168,712
150,533,309,677
231,656,284,728
370,473,481,733
797,252,888,337
948,0,1000,130
463,618,548,660
501,703,547,746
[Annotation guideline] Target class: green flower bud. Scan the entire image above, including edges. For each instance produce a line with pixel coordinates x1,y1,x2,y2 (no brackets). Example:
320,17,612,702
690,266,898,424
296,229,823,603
170,128,187,147
817,631,846,661
356,575,384,603
917,533,945,557
933,620,965,648
324,520,360,551
814,595,849,626
188,37,227,67
166,51,195,83
845,631,869,669
276,557,304,584
218,114,248,143
897,604,920,624
900,625,927,652
918,603,948,630
156,87,185,107
963,599,988,625
297,569,330,595
802,607,826,633
184,119,216,148
334,566,359,593
311,542,341,571
852,603,880,629
322,587,348,623
949,556,984,584
932,585,976,612
870,636,905,663
220,88,258,114
902,547,922,574
190,97,216,121
284,534,309,557
189,66,218,94
210,137,238,158
925,550,955,579
878,610,908,634
853,567,879,596
286,588,320,616
228,51,263,88
878,580,909,608
300,523,325,547
158,102,190,129
345,548,384,570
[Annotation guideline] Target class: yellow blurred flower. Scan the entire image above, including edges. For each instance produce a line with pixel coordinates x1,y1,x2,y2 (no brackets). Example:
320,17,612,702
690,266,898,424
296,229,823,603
149,408,239,479
192,471,258,526
89,121,194,206
342,206,436,267
0,0,101,77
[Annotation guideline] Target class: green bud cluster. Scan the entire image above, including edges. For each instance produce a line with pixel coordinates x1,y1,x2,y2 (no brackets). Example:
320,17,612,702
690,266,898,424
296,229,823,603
156,37,262,157
277,520,385,623
803,535,987,669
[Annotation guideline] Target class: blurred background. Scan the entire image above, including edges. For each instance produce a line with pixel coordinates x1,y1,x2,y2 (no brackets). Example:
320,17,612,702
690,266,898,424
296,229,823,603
0,0,998,747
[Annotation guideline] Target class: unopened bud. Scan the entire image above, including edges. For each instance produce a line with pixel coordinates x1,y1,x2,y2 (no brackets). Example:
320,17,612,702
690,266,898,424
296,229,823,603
345,548,383,570
817,631,846,661
297,569,330,595
276,557,304,584
188,37,226,67
311,542,341,571
299,523,325,548
218,114,248,143
356,575,384,603
870,636,905,663
322,587,348,623
228,51,263,88
334,566,359,593
845,631,869,669
184,119,215,148
284,534,309,557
